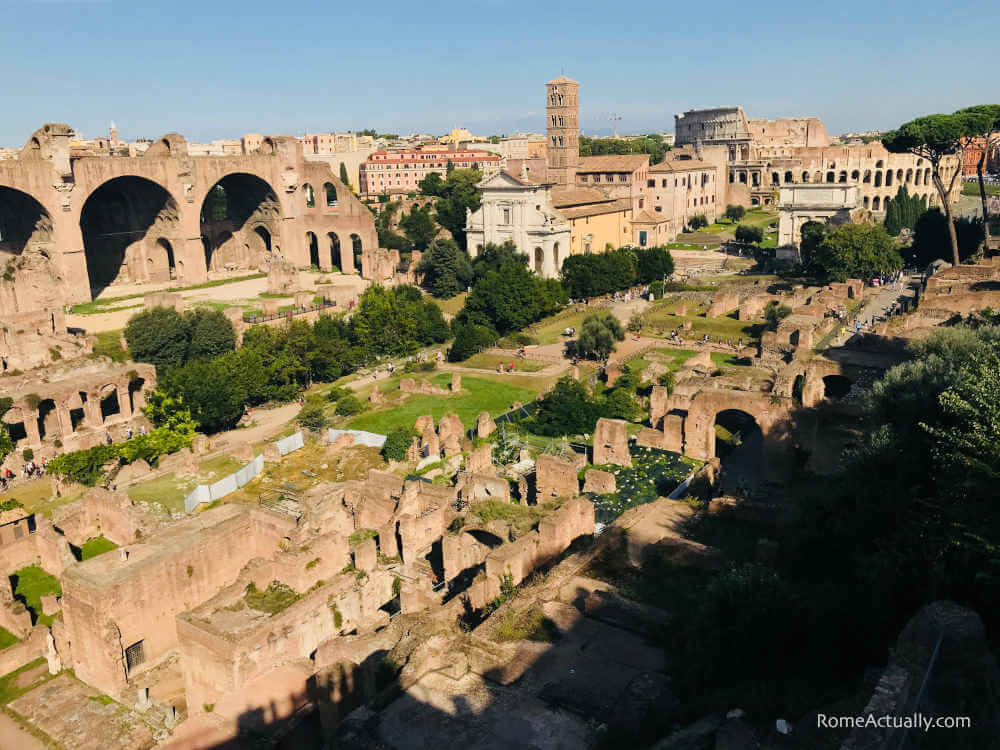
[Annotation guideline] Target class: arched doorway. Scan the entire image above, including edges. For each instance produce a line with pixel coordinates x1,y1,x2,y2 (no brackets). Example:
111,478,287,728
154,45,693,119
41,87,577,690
200,173,281,273
328,232,341,271
324,183,338,207
0,186,53,257
534,247,544,274
714,409,764,494
351,234,363,272
822,375,852,400
552,243,560,274
99,386,120,422
80,176,180,296
150,238,176,282
306,232,320,268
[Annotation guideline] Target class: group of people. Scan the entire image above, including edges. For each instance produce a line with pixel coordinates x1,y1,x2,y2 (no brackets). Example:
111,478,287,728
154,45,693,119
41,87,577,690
0,459,46,491
495,362,517,374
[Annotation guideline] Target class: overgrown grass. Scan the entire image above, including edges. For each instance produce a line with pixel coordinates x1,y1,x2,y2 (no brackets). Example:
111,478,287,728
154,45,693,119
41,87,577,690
0,477,85,519
126,453,244,514
347,374,538,435
10,565,61,626
76,535,118,561
493,605,560,642
243,581,301,615
429,292,468,317
90,329,129,362
70,301,143,315
522,308,589,345
588,448,696,524
0,658,52,705
348,528,378,547
0,627,18,651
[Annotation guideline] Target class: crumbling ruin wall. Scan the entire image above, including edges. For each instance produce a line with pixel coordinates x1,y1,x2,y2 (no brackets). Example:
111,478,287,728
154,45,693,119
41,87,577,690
706,291,740,318
593,418,632,467
535,453,581,499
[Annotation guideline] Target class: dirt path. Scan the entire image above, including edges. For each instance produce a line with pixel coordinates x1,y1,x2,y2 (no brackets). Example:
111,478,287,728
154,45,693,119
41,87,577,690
0,711,47,750
210,403,301,448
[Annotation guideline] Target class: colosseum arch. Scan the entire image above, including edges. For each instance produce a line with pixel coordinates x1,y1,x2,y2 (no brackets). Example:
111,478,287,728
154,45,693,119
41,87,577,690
874,171,883,187
0,186,53,258
784,171,794,183
324,182,338,207
199,173,281,273
328,232,342,270
872,196,881,210
306,231,320,268
79,176,182,297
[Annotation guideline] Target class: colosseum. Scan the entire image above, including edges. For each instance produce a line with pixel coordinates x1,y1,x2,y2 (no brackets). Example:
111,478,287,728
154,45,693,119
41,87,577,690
0,124,377,315
674,106,960,214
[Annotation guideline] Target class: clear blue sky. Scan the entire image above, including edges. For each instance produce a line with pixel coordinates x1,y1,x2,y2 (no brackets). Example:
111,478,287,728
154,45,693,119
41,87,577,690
1,0,995,147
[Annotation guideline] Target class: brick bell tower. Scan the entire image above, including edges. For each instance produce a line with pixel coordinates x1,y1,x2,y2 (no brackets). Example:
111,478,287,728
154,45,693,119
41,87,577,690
545,76,579,187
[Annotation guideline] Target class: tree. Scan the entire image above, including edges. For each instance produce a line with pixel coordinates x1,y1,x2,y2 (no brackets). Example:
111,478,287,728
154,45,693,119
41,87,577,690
374,201,411,251
471,240,527,281
634,246,675,283
434,168,482,249
530,377,604,436
883,186,927,236
955,105,1000,248
734,224,764,244
399,203,437,251
334,394,363,416
339,162,352,191
418,172,446,197
458,263,565,336
125,307,190,371
157,358,247,434
688,215,709,230
763,301,792,331
448,321,498,361
561,249,637,298
811,223,903,282
911,209,984,266
883,114,966,265
297,401,328,432
574,312,625,360
799,221,827,275
185,309,236,362
415,239,473,298
724,204,746,223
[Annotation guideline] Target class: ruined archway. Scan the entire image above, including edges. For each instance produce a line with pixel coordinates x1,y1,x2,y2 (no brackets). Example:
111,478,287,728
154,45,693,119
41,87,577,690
351,233,363,271
80,176,181,296
714,409,764,494
822,374,852,400
99,385,120,422
324,183,338,207
200,173,281,273
306,231,320,268
0,186,53,258
328,232,342,271
534,247,544,274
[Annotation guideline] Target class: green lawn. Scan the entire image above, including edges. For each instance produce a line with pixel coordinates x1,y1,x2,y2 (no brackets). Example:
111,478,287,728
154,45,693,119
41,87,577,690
962,181,1000,197
127,454,245,515
523,308,589,345
457,353,547,372
651,348,700,372
0,477,86,520
77,535,118,561
642,309,759,343
347,373,539,434
70,301,143,315
0,628,18,651
430,292,468,317
90,329,129,362
10,565,61,627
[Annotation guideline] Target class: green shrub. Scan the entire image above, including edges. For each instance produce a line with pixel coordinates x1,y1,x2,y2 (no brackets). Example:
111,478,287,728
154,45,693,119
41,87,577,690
46,444,120,486
243,581,301,615
335,394,363,416
382,427,414,462
298,402,328,432
449,321,498,362
325,386,350,403
21,448,33,462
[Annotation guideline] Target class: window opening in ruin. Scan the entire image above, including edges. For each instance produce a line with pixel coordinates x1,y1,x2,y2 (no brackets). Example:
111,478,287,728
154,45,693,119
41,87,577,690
70,408,85,431
307,232,320,268
125,640,146,673
304,183,315,208
534,247,544,274
823,375,852,400
36,398,55,441
351,234,363,267
7,422,26,443
324,182,338,207
328,232,341,270
100,388,120,421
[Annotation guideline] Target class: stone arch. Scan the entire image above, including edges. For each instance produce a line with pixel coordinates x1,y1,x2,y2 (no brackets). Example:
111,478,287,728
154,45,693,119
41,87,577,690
351,233,363,272
838,171,847,183
149,238,176,282
306,231,320,268
872,196,881,211
905,168,913,184
885,170,893,187
684,389,788,463
0,186,54,257
895,169,903,183
80,176,181,297
328,232,343,270
802,171,810,182
850,170,860,181
784,171,794,183
863,196,870,209
534,247,544,274
98,384,121,422
875,160,884,168
303,183,315,209
199,173,282,273
863,170,871,183
822,374,852,400
874,171,883,187
826,171,835,183
324,182,338,207
924,168,931,185
771,172,780,185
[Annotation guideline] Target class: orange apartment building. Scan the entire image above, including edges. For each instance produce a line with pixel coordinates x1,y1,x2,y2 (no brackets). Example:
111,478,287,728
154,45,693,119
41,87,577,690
359,147,501,196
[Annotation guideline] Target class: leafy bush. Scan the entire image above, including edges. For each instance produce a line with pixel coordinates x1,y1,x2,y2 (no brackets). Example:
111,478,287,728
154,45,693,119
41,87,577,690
382,427,414,462
243,581,302,615
449,321,498,362
325,386,350,402
415,239,473,298
763,301,792,331
335,394,363,416
528,377,605,436
46,444,120,486
648,280,664,299
724,204,746,222
811,223,903,282
21,448,33,462
297,402,328,432
734,224,764,244
688,214,709,230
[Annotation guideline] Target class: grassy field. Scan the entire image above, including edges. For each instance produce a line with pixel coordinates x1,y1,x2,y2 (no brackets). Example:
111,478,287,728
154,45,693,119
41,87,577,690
347,373,539,434
430,292,468,317
11,565,61,627
127,453,245,515
70,301,143,316
76,272,267,312
522,308,588,346
642,305,760,343
456,353,548,372
0,478,86,520
90,329,129,362
77,535,118,561
0,627,17,651
962,181,1000,197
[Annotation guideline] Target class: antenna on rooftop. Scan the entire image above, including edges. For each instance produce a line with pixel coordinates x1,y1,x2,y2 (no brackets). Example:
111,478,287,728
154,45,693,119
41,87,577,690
609,114,622,138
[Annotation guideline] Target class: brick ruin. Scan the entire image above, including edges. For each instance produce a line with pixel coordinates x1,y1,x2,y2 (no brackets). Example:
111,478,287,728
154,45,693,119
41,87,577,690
0,359,156,457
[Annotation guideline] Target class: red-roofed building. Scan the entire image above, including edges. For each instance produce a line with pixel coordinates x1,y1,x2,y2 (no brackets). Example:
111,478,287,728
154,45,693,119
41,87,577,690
359,147,501,196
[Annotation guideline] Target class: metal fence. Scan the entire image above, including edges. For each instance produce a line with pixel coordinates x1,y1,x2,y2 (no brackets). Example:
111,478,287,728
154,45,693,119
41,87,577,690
243,300,337,324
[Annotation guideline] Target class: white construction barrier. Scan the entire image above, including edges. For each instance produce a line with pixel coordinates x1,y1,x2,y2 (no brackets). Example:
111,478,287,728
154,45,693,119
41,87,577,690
325,428,386,448
183,454,266,513
275,431,305,456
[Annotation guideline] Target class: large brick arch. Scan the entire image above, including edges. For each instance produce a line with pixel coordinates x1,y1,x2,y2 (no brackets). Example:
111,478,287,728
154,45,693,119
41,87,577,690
684,389,791,461
0,124,379,313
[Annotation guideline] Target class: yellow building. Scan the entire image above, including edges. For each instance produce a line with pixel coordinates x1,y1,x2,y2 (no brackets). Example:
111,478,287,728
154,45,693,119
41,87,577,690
551,187,633,255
